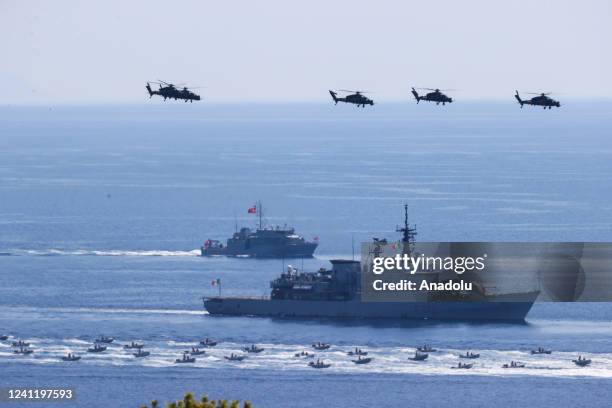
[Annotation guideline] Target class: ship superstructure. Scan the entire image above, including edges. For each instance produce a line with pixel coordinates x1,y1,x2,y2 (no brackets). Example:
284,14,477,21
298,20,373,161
201,202,318,258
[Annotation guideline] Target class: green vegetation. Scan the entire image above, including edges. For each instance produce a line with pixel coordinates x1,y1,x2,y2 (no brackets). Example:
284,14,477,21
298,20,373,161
141,392,252,408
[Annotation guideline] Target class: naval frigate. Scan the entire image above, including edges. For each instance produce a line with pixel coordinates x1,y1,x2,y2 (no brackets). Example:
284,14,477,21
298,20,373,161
200,202,318,258
203,206,539,320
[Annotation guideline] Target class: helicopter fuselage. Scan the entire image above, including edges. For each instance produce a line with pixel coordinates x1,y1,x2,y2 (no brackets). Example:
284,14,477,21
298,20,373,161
146,83,201,102
411,88,453,105
514,91,560,109
329,90,373,107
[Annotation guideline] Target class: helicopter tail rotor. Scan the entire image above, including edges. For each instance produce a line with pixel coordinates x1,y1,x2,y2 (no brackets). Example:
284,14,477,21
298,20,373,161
411,88,421,103
514,90,524,107
145,83,154,98
329,90,339,104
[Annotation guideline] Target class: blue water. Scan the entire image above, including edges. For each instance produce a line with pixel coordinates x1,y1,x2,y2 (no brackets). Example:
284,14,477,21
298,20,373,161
1,103,612,407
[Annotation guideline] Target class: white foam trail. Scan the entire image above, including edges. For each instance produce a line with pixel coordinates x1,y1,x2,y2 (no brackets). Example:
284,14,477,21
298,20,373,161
2,306,207,316
4,248,349,261
2,338,611,378
12,249,201,257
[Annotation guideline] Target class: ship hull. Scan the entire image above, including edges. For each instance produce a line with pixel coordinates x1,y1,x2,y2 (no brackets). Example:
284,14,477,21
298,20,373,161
204,292,539,321
201,242,317,258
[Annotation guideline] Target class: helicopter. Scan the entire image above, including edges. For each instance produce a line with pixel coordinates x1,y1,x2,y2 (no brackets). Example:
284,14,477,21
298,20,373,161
514,91,560,109
146,80,201,102
411,88,453,105
329,90,374,107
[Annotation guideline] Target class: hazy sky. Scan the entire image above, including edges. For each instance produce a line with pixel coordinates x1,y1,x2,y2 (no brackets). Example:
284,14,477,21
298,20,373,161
1,0,611,103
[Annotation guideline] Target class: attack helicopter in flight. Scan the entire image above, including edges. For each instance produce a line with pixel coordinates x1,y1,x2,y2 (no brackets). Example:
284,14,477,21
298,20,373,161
146,80,201,102
411,88,454,105
514,91,560,109
329,90,374,107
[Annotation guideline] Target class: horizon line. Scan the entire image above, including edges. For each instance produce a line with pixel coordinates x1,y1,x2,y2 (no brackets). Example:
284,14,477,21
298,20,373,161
3,97,612,108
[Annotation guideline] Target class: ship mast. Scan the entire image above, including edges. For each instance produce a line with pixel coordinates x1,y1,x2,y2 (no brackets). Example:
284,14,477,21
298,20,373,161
258,200,263,230
396,204,417,255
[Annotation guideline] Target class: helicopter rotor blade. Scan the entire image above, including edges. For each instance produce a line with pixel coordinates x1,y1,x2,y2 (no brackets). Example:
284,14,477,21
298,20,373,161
416,87,457,92
337,89,372,93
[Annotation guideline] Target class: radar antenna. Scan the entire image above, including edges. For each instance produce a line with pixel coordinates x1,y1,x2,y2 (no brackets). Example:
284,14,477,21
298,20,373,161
396,204,417,255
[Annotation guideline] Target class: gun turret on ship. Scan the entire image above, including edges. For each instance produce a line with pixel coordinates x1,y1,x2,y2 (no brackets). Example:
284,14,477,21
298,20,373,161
201,202,318,258
203,206,539,320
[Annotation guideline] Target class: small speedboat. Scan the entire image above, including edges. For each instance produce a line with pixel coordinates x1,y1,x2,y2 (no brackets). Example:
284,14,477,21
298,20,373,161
189,347,206,356
417,344,437,353
0,335,8,341
308,359,331,369
12,340,30,347
409,351,428,361
175,352,195,363
224,353,246,361
13,346,34,355
62,353,81,361
294,351,314,358
133,349,150,358
124,341,144,349
95,336,114,344
347,348,368,356
531,347,552,355
572,356,591,367
451,362,473,369
459,351,480,359
243,344,264,353
312,342,330,350
502,361,525,368
352,356,372,365
87,344,107,353
200,338,218,347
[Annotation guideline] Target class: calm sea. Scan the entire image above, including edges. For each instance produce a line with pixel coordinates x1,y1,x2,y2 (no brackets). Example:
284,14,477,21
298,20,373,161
1,103,611,407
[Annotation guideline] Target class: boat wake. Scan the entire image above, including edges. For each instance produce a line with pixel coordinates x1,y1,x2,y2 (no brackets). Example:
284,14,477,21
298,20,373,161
6,249,201,257
0,306,207,317
1,337,611,379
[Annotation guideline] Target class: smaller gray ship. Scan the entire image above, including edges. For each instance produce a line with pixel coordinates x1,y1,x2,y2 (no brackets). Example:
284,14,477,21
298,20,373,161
201,202,318,258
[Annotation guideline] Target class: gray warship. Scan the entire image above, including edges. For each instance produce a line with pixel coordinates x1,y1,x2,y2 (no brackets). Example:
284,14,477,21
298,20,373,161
203,207,539,320
200,202,318,258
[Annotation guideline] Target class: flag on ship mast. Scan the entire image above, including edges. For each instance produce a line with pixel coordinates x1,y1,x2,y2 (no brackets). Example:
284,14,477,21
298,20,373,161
211,278,221,295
